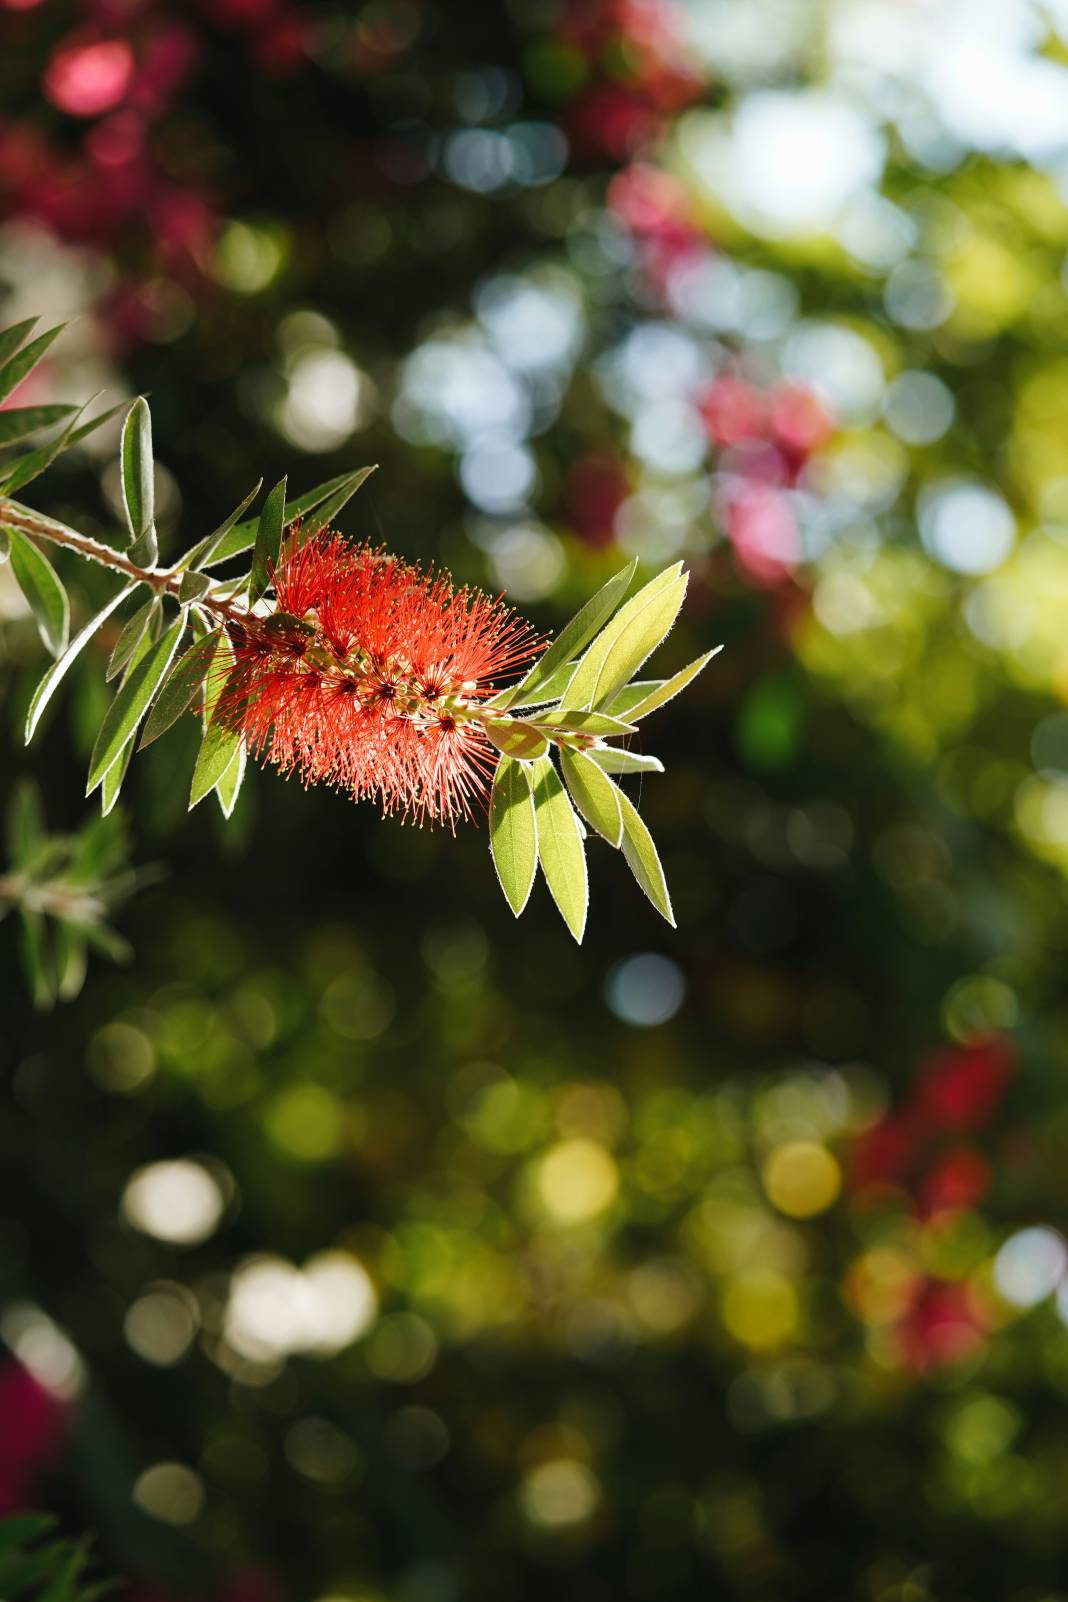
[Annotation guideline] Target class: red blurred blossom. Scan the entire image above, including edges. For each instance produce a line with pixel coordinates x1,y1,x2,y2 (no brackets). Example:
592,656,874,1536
915,1036,1017,1132
698,377,767,449
565,451,630,547
769,383,834,469
896,1280,985,1373
253,14,308,74
723,481,800,588
919,1147,992,1218
568,83,667,160
0,1361,69,1512
607,163,705,282
44,34,135,118
849,1111,918,1192
221,533,542,827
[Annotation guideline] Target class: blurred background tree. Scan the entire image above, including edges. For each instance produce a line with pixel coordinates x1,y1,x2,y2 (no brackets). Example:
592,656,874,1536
5,1,1068,1599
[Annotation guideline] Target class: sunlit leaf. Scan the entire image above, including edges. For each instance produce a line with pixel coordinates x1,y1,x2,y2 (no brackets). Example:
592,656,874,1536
531,756,588,942
619,647,722,720
5,525,69,655
489,559,637,711
0,393,122,495
489,756,537,917
177,478,263,571
561,566,686,712
86,615,185,794
100,739,133,817
215,741,247,819
25,582,133,742
203,469,367,568
189,632,242,809
483,719,551,761
120,396,154,547
298,464,378,540
249,475,287,601
139,627,222,749
0,316,38,370
532,708,637,737
560,748,624,847
589,747,664,776
617,787,675,926
495,661,578,710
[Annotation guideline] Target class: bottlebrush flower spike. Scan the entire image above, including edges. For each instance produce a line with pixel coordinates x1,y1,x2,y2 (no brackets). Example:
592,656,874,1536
220,531,543,827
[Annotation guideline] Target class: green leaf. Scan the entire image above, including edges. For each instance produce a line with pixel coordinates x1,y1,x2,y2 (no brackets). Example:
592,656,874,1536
495,660,578,709
0,403,77,446
178,569,211,604
489,756,537,917
189,632,242,809
54,921,89,1002
120,396,154,545
560,748,624,847
86,616,185,794
0,321,67,404
561,565,686,712
483,719,551,762
100,739,134,817
106,588,156,681
616,647,722,721
489,559,637,711
249,474,287,601
617,787,675,926
177,478,263,571
6,778,45,866
0,393,121,495
298,464,378,540
0,525,8,564
531,756,588,942
589,747,664,776
201,469,376,568
603,680,664,716
6,525,69,655
215,742,247,819
138,626,222,749
0,316,38,370
18,908,54,1010
25,582,133,741
532,708,637,737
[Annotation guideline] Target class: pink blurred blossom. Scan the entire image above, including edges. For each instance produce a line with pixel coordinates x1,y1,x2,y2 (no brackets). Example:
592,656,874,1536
44,34,135,118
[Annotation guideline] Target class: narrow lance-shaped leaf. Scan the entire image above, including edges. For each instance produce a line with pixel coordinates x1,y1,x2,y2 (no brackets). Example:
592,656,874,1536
0,316,38,370
106,588,157,681
531,756,588,943
561,565,686,712
483,719,550,762
498,660,578,710
86,615,185,794
0,393,124,495
215,741,247,819
204,468,368,568
616,786,675,926
489,558,637,711
615,646,722,721
589,747,664,776
0,526,8,564
189,631,243,809
489,756,538,917
532,708,636,737
53,921,89,1003
120,396,154,546
560,748,624,848
249,475,286,602
297,463,378,541
25,582,134,742
0,321,67,405
176,477,263,571
139,626,222,749
18,908,54,1011
0,404,77,447
100,740,134,817
5,778,45,866
5,525,69,655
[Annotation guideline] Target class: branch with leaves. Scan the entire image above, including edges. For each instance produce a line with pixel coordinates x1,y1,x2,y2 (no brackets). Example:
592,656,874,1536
0,1514,110,1602
0,318,718,941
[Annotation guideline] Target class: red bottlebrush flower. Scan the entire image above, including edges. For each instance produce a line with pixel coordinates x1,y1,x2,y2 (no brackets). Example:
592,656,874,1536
914,1036,1016,1132
220,533,541,827
919,1147,991,1219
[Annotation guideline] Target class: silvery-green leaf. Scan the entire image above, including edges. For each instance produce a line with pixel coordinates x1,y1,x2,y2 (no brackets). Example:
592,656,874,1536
0,526,8,564
178,570,211,604
0,404,76,446
483,719,550,762
298,464,378,540
203,469,367,568
215,741,246,819
139,627,222,749
489,559,638,711
106,589,156,681
6,525,68,655
177,478,263,571
25,582,133,742
0,316,38,370
86,615,185,794
531,756,588,943
619,647,722,720
0,397,126,493
100,740,133,817
492,661,578,710
604,680,663,717
589,748,664,776
532,708,637,737
249,475,287,602
617,787,675,926
489,756,537,917
0,321,67,405
189,632,242,809
120,396,154,546
561,566,686,712
560,748,624,848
